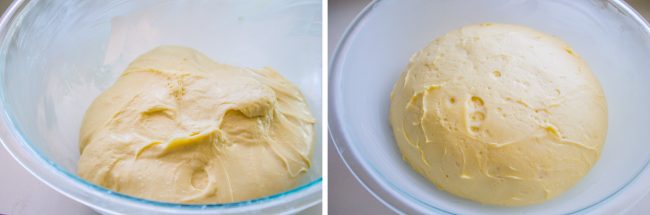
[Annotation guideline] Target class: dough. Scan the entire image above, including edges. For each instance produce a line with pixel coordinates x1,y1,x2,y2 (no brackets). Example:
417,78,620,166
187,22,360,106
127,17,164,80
78,46,315,203
389,23,607,206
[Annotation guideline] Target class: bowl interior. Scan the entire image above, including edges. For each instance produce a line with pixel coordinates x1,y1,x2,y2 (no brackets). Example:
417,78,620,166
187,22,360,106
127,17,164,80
2,0,321,203
332,0,650,214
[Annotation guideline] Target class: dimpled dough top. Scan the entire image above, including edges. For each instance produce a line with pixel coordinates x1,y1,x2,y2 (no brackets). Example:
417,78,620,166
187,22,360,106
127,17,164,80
78,46,314,203
389,24,607,206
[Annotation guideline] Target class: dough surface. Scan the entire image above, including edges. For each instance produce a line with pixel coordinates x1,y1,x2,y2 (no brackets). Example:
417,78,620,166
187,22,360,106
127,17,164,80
78,46,314,203
389,23,607,206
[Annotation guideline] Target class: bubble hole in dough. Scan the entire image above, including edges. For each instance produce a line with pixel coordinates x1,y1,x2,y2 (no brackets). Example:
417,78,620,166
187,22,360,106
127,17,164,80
389,23,607,206
77,46,315,204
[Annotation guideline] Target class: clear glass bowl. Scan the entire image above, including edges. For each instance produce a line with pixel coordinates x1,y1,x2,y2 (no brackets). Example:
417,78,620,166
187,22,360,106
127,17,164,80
330,0,650,214
0,0,322,214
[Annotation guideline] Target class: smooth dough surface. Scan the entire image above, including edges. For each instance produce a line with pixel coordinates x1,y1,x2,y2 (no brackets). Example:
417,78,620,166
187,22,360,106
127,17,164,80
78,46,314,203
389,23,607,206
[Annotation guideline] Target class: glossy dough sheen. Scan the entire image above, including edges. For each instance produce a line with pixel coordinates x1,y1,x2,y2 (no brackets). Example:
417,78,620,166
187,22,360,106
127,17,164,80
389,24,607,206
78,46,314,203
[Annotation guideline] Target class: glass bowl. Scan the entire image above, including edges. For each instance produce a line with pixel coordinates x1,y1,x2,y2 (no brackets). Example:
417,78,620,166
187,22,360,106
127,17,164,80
0,0,322,214
329,0,650,214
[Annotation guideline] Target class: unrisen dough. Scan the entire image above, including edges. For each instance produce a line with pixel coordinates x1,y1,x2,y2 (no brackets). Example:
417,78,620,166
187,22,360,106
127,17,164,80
78,46,314,203
389,23,607,206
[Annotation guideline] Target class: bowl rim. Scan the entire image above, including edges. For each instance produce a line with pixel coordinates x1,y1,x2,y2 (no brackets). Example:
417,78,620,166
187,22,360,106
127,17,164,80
0,0,322,214
329,0,650,214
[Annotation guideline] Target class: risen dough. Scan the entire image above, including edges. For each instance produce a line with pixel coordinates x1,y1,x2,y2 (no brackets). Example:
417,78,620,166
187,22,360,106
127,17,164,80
78,46,314,203
389,23,607,206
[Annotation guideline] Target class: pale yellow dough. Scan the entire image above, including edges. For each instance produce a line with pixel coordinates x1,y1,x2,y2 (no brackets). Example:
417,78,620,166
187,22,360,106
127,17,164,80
389,24,607,206
78,46,315,203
